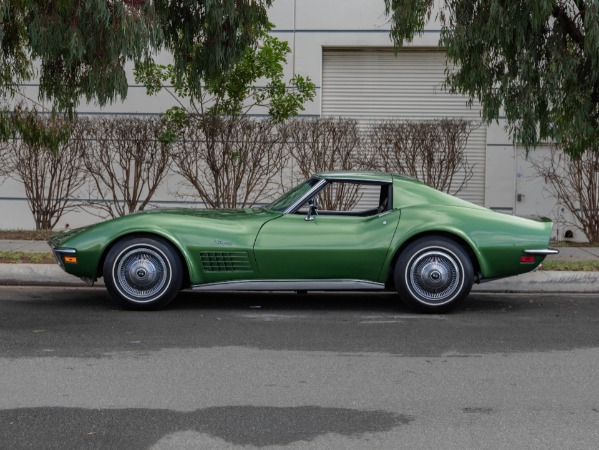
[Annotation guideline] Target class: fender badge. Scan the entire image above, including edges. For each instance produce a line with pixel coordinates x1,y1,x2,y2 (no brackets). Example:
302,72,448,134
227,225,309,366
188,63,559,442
213,239,233,246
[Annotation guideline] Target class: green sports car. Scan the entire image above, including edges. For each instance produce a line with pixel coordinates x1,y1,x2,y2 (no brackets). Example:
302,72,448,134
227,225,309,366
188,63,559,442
49,171,557,313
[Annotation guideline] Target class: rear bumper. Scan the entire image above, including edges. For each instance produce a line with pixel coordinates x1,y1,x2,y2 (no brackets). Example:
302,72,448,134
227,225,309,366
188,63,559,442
524,248,560,256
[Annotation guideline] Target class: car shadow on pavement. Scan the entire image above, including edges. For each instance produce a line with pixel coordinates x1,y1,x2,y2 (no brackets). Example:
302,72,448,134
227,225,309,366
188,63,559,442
1,286,579,315
0,405,412,449
174,290,402,313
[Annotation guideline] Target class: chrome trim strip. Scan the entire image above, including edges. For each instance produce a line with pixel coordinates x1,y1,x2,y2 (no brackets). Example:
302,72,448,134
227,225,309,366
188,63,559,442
53,248,77,254
523,248,559,255
283,179,327,214
192,279,386,292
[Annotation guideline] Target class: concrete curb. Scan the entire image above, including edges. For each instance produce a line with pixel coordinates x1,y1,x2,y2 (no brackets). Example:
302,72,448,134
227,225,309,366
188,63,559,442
0,264,598,293
472,270,599,293
0,264,104,287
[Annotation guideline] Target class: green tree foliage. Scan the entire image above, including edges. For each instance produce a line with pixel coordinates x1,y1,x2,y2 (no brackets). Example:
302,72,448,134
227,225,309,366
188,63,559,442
0,0,272,140
0,0,273,109
385,1,599,157
205,33,316,120
154,0,272,99
135,31,316,139
0,0,31,141
0,0,30,93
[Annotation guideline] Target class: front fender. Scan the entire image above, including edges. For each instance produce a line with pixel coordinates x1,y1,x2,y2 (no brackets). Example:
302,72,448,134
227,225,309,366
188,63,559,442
53,210,276,284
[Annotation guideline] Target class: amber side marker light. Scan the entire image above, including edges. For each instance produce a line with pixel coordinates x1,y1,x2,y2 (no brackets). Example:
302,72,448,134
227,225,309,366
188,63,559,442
520,256,535,264
64,256,78,264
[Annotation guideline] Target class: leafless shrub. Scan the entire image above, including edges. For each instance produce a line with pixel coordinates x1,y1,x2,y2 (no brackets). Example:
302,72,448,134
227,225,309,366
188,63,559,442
532,148,599,243
317,181,362,212
172,116,287,208
363,119,476,195
281,117,362,210
78,116,172,218
0,118,85,230
282,117,361,177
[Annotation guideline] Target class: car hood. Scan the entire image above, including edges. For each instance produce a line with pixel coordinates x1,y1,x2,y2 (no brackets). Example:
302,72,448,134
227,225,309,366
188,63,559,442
131,206,272,220
48,207,280,249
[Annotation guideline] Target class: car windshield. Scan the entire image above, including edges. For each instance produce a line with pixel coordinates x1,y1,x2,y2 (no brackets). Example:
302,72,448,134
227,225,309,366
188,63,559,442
266,178,321,213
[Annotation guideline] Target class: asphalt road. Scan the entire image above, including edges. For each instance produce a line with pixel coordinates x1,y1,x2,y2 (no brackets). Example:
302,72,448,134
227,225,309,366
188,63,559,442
1,287,599,449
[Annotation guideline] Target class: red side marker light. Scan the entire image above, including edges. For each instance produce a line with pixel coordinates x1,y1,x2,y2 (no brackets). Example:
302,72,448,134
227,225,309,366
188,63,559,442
520,256,535,264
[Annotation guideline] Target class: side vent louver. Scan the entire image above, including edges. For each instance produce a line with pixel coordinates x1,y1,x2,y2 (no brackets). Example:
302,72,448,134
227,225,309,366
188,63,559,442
200,252,252,272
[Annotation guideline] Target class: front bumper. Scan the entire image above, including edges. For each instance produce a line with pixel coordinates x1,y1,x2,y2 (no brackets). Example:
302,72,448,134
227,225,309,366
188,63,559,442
49,246,77,271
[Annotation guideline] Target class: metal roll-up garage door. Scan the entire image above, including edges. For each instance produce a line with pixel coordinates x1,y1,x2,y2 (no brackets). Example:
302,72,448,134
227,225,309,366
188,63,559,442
322,49,486,205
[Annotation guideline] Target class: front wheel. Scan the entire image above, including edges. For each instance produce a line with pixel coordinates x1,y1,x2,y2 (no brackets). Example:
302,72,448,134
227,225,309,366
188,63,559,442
394,237,474,313
103,236,183,310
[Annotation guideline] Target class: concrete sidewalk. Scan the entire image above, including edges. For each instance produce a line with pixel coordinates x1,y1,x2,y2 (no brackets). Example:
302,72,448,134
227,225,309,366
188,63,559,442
0,240,54,253
0,240,598,293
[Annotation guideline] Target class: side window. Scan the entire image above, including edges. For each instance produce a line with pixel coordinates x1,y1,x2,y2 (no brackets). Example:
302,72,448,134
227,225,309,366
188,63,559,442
298,181,390,216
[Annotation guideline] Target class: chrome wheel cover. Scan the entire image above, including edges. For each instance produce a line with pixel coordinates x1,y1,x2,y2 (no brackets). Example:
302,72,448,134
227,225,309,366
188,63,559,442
113,245,172,303
406,248,464,306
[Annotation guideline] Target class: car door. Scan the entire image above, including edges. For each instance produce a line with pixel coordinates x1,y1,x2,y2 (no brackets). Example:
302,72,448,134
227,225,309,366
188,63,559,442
253,181,400,282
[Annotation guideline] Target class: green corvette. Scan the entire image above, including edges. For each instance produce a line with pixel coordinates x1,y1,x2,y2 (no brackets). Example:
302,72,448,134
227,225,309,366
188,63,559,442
49,171,557,313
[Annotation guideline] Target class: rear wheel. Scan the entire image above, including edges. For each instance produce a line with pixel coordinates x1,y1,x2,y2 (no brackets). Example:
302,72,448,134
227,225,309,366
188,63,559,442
395,237,474,313
103,236,183,310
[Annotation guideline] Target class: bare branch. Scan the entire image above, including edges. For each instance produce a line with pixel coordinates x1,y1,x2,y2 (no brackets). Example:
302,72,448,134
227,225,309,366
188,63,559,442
2,116,85,230
172,116,288,209
281,117,363,210
79,116,172,218
364,119,476,195
531,147,599,243
552,3,585,49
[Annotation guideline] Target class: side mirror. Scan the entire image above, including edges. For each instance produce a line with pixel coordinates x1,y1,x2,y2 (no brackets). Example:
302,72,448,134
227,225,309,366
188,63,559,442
304,198,319,221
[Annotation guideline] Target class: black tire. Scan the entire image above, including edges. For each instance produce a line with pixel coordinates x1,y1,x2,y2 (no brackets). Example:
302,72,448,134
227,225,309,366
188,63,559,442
394,237,474,313
103,236,184,310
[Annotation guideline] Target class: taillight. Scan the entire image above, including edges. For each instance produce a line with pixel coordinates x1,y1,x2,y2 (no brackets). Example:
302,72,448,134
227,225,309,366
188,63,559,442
520,256,535,264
